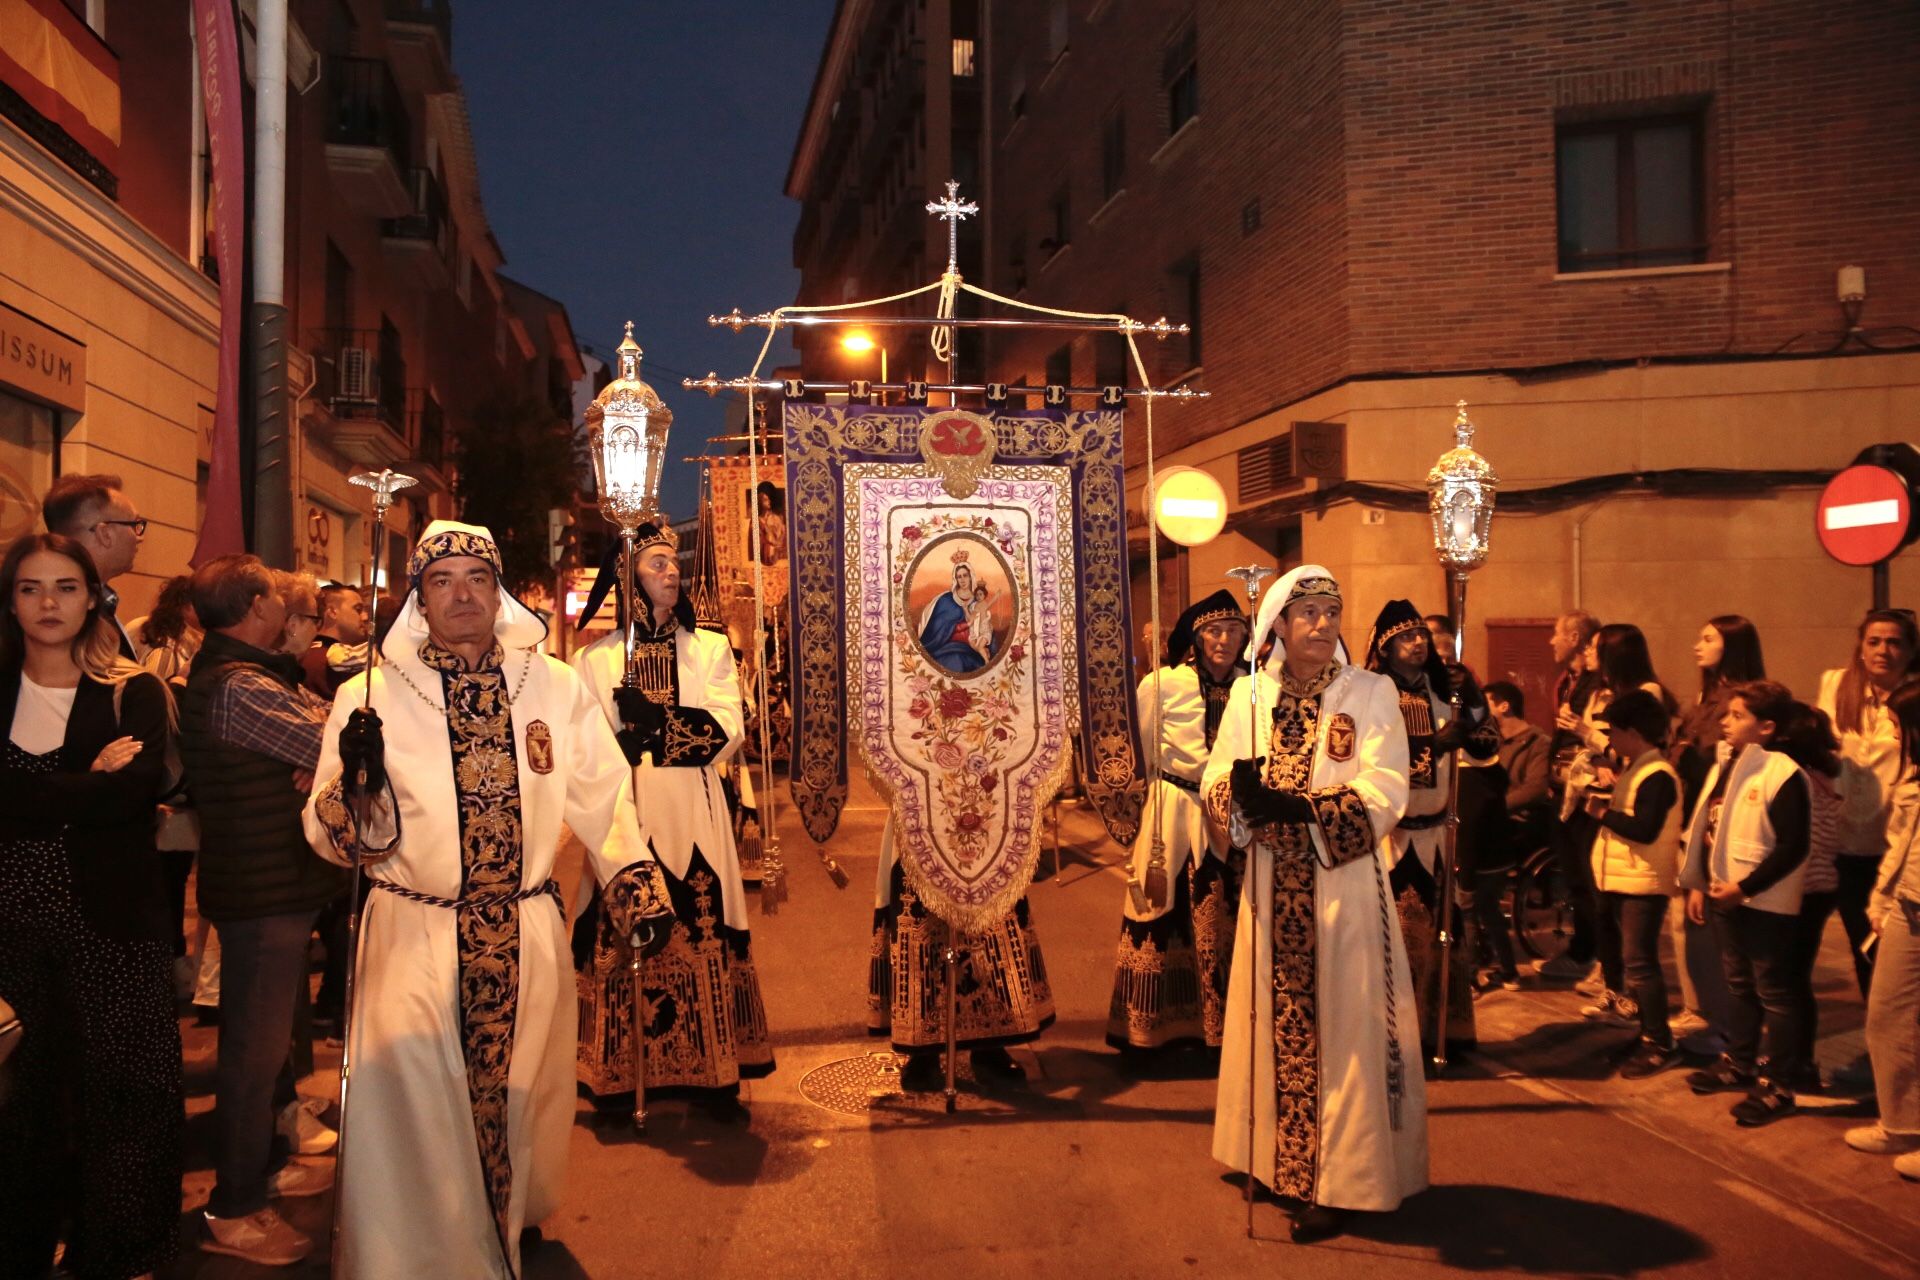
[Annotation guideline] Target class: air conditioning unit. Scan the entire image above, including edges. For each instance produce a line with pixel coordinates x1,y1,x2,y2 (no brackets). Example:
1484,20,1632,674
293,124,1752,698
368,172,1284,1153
336,346,376,403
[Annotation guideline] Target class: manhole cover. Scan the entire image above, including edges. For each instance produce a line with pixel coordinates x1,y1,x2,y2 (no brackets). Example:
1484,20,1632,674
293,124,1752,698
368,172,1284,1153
798,1051,975,1117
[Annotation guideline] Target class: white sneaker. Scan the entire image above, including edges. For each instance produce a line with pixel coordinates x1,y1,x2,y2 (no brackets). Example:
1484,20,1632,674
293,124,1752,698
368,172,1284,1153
1580,990,1638,1027
1897,1150,1920,1182
201,1207,314,1266
1573,973,1607,998
270,1159,335,1199
1846,1124,1920,1156
1669,1010,1710,1038
277,1098,337,1155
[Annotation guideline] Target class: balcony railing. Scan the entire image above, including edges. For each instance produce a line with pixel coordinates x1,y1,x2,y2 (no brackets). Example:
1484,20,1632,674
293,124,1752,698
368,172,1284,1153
311,328,404,426
383,167,448,250
405,388,447,468
326,58,412,173
385,0,453,48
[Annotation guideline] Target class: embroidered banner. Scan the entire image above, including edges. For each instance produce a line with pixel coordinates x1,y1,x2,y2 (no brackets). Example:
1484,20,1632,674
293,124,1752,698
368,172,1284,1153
785,404,1145,929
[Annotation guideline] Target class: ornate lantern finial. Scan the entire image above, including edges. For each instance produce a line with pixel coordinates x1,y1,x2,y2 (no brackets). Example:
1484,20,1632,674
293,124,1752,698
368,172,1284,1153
587,322,674,532
1426,399,1497,573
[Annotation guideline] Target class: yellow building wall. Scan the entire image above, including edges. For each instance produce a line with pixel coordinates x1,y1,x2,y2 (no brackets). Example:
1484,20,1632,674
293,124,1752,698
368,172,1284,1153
1136,352,1920,703
0,129,217,621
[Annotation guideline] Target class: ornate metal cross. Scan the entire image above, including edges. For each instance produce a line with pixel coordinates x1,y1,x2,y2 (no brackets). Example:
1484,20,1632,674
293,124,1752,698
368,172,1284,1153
925,180,979,275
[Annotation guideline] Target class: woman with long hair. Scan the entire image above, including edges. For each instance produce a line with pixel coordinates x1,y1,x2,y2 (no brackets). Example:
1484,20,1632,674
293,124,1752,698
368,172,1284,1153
1558,623,1678,1019
0,533,181,1279
1817,609,1919,995
1846,681,1920,1174
1673,616,1766,812
135,572,201,684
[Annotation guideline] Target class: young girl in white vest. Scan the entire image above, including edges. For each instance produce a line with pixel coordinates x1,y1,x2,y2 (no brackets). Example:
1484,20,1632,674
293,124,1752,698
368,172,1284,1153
1680,680,1815,1126
1585,690,1685,1078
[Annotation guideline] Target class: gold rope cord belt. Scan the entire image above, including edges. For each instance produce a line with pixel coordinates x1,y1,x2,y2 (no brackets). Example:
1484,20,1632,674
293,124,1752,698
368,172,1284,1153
368,878,563,911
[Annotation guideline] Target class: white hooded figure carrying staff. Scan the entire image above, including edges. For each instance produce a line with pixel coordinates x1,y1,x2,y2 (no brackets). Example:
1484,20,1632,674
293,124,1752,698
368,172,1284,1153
304,520,673,1280
1202,564,1427,1243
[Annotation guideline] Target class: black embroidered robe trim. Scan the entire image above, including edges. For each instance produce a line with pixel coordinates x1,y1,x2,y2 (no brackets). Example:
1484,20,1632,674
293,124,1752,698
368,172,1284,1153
662,706,727,765
420,639,524,1272
868,860,1056,1051
1107,845,1245,1050
576,846,775,1094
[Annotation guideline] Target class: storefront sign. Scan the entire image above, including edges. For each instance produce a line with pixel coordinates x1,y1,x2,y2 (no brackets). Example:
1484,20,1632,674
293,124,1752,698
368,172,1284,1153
0,303,84,413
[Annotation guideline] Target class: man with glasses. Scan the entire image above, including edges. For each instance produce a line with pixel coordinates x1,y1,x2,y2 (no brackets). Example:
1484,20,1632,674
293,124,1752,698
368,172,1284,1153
41,473,147,658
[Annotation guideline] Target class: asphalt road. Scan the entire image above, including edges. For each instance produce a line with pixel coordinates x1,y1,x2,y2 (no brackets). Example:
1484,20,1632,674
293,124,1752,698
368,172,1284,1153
166,776,1920,1279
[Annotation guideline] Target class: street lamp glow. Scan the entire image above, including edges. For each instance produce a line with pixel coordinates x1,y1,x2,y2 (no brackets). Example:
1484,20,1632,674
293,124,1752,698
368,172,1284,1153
1150,466,1228,546
841,331,877,354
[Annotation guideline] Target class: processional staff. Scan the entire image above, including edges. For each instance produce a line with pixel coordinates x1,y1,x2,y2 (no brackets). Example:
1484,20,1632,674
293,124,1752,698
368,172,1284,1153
332,465,415,1277
586,322,675,1132
1424,401,1497,1074
1225,562,1275,1239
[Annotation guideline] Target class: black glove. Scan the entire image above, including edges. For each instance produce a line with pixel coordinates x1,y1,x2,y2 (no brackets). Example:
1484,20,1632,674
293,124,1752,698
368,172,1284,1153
1434,715,1473,753
1230,758,1315,826
612,688,666,764
338,708,386,797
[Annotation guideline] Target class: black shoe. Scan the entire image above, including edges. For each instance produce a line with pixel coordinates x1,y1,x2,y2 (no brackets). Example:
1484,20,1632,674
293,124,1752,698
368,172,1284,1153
1730,1082,1797,1128
1289,1204,1345,1244
1687,1056,1756,1095
899,1053,944,1093
1618,1039,1680,1080
192,1003,221,1028
970,1046,1027,1084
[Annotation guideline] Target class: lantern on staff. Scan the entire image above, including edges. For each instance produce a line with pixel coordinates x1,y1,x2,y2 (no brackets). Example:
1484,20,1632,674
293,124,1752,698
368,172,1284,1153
1421,398,1496,1073
1427,399,1497,583
586,322,674,682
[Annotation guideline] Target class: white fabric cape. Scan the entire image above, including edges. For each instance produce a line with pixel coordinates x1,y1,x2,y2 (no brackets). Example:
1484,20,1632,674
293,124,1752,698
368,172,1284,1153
1204,662,1429,1212
570,627,751,929
1124,664,1217,922
302,642,648,1280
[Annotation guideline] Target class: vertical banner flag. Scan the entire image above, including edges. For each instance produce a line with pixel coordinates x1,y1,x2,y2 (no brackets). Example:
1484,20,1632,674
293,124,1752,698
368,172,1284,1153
189,0,245,566
785,403,1145,931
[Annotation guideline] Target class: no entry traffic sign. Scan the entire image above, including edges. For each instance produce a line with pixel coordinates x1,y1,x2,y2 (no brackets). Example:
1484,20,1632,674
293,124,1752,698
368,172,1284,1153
1817,464,1914,566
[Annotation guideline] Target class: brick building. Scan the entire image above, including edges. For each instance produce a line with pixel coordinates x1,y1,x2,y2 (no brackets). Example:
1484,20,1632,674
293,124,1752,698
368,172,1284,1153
790,0,1920,699
786,0,987,384
0,0,583,615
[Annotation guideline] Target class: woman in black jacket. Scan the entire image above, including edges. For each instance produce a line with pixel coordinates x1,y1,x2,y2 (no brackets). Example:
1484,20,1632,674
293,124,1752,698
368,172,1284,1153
0,533,180,1280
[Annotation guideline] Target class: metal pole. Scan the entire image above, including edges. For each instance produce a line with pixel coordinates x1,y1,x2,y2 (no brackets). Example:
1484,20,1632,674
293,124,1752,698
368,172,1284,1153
250,0,292,566
629,941,649,1133
614,526,655,1130
1226,564,1274,1238
333,469,413,1279
1431,570,1468,1072
943,935,960,1114
1873,560,1891,612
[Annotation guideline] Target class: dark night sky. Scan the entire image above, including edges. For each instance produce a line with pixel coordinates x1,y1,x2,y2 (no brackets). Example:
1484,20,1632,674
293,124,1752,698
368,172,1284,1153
454,1,834,517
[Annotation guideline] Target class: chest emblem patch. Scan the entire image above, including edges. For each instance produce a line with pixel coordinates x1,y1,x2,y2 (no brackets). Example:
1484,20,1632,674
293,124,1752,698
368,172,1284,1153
526,720,555,775
1327,713,1357,763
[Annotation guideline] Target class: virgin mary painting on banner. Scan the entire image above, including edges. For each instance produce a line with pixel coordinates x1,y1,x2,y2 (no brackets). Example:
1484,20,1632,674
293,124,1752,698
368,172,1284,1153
784,402,1145,1060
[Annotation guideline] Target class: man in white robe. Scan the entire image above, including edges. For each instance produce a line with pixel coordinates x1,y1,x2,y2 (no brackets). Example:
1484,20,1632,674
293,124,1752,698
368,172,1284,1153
1204,565,1425,1242
571,522,773,1115
1108,589,1249,1052
303,521,671,1280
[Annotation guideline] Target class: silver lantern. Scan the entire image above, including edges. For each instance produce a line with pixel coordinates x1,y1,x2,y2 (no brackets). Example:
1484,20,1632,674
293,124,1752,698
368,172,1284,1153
1422,398,1496,1076
586,322,674,686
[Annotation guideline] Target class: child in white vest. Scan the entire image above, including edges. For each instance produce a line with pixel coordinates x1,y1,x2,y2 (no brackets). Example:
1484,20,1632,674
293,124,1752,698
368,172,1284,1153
1586,690,1685,1077
1679,680,1814,1126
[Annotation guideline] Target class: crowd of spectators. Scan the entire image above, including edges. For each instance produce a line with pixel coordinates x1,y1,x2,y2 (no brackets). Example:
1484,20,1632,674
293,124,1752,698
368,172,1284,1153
0,472,1915,1276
